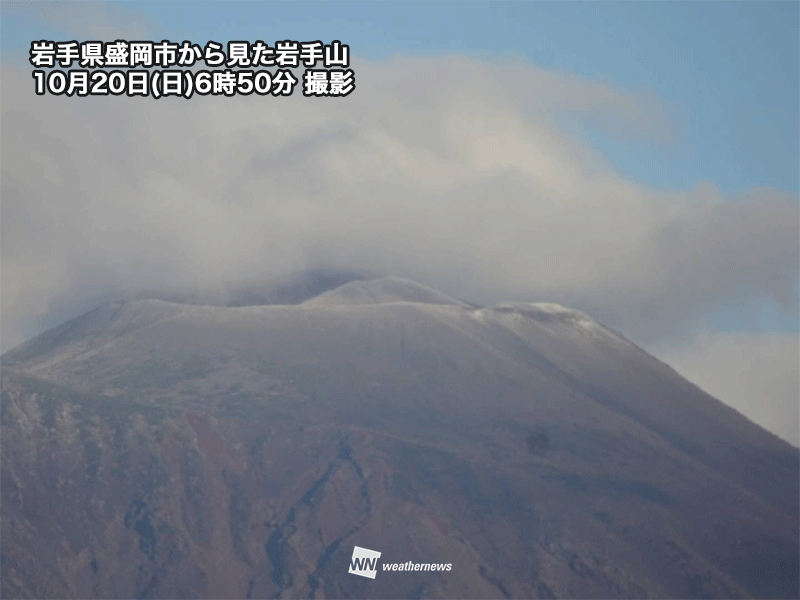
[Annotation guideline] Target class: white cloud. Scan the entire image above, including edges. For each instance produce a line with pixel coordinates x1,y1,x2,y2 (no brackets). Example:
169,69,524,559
2,56,796,343
1,53,798,442
655,332,799,446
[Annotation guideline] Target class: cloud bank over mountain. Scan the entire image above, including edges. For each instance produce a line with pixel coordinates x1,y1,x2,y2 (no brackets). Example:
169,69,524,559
2,54,797,441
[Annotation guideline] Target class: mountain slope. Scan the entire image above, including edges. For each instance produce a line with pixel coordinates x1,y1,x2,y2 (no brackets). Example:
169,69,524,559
2,277,797,599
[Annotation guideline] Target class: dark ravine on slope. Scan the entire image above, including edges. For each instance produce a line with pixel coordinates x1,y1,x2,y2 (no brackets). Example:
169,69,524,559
1,277,798,599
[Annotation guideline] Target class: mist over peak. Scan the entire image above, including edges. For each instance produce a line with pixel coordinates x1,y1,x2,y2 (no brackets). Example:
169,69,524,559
303,275,473,308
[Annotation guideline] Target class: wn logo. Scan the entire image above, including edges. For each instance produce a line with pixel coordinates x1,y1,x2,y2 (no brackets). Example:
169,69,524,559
348,546,382,579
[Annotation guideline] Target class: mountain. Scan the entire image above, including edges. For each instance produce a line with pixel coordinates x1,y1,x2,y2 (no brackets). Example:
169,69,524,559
1,277,797,599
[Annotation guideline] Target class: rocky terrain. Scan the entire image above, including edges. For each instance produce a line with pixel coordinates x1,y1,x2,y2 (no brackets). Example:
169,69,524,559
1,277,797,598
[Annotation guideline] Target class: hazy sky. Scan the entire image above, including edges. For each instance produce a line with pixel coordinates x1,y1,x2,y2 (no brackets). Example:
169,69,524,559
1,1,798,444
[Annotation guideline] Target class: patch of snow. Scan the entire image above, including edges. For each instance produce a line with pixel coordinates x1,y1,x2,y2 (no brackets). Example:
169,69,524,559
491,302,598,328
